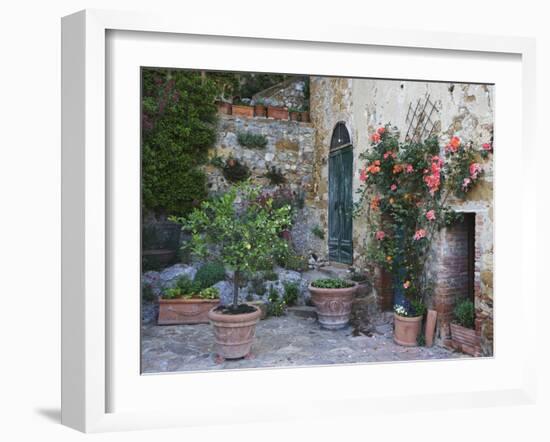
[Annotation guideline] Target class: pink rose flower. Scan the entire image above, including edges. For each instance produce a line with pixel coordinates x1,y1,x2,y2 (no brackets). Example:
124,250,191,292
462,177,471,190
359,167,367,182
482,143,492,151
413,229,427,240
469,162,482,179
375,230,386,241
390,184,397,191
403,281,411,289
426,210,436,221
377,127,385,135
371,132,381,143
405,164,414,173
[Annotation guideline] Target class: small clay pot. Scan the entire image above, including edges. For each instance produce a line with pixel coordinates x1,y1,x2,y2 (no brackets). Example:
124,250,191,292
232,104,254,118
208,306,261,359
393,313,422,346
254,104,267,117
300,111,310,122
450,322,481,349
308,282,357,329
158,298,220,325
216,101,232,115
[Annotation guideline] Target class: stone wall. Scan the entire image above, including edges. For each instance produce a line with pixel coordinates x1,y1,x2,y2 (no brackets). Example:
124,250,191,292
206,114,325,257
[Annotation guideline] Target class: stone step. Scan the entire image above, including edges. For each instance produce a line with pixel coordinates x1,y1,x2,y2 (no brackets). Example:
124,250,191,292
287,306,317,319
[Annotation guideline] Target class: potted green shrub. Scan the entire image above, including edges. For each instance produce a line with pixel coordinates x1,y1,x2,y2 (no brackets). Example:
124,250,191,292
393,298,426,346
308,278,357,329
157,276,220,325
450,298,481,354
173,183,291,360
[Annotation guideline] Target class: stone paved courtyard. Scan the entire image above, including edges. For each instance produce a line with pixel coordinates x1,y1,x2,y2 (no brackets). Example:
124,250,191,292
141,310,468,373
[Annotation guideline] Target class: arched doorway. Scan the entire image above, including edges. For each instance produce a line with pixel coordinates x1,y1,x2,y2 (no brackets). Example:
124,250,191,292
328,122,353,264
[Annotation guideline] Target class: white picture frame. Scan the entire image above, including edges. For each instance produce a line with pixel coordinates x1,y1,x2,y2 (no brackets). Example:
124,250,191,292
61,9,537,433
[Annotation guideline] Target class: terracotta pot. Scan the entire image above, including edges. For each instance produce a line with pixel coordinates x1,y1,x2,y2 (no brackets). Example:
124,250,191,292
157,298,219,325
300,111,310,122
208,306,261,359
450,322,480,348
289,111,300,121
142,249,176,268
254,104,267,117
308,282,357,329
267,105,289,120
393,313,422,346
216,101,232,115
246,301,268,320
232,104,254,118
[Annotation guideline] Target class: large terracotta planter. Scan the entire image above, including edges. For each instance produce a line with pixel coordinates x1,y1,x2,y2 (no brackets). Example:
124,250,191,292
232,104,254,118
308,282,357,329
267,105,289,120
450,322,481,355
393,313,422,346
208,306,261,359
157,298,219,325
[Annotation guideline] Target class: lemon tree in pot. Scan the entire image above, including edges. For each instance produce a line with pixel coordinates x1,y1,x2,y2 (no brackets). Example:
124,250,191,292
172,182,291,360
355,126,490,346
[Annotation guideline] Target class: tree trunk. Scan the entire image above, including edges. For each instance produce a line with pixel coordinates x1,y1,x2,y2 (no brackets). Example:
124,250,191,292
232,270,240,308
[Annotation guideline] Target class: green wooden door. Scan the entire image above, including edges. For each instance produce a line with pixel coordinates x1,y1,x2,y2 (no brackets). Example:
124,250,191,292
328,145,353,264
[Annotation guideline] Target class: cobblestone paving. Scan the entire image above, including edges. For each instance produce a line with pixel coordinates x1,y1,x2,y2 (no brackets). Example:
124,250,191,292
141,312,468,373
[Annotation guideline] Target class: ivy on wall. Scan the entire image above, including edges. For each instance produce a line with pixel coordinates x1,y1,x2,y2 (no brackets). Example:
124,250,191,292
141,68,218,217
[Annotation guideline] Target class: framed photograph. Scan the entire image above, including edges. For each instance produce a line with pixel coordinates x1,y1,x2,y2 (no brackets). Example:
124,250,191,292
61,9,537,433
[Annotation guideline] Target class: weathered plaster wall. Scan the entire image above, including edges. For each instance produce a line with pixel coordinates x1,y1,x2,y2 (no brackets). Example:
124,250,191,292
309,78,494,354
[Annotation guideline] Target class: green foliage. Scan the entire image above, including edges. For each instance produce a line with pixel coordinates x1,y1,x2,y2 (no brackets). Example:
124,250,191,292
237,131,268,149
141,68,218,216
141,283,155,303
311,278,354,289
222,158,250,183
264,166,286,185
250,276,266,296
283,282,299,306
198,287,220,300
263,270,279,281
194,262,226,289
267,287,286,317
278,251,309,272
454,298,475,329
311,225,325,239
172,182,292,308
411,297,427,317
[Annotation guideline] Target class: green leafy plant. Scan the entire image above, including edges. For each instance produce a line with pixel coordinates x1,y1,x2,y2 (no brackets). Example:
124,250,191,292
141,68,218,217
278,251,309,272
222,158,250,183
267,287,286,316
311,278,354,289
454,298,475,329
237,131,268,149
250,276,266,296
172,182,291,311
311,225,325,239
263,270,279,281
194,261,226,289
264,166,286,185
283,282,299,306
198,287,220,300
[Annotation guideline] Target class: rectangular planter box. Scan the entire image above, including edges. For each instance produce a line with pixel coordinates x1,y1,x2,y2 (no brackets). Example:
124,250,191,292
450,322,481,356
158,298,220,325
267,105,289,120
231,104,254,118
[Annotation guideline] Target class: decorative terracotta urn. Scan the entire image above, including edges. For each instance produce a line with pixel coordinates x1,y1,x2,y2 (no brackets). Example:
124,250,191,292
308,282,357,329
157,298,219,325
393,314,422,346
208,306,261,359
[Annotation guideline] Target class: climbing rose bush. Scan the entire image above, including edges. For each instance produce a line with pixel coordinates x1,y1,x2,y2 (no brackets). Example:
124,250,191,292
355,125,492,313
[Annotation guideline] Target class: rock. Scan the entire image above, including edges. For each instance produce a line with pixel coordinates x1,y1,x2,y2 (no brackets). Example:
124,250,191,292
160,264,197,287
213,280,235,306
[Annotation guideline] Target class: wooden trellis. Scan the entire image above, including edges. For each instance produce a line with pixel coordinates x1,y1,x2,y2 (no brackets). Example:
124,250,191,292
404,95,439,143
